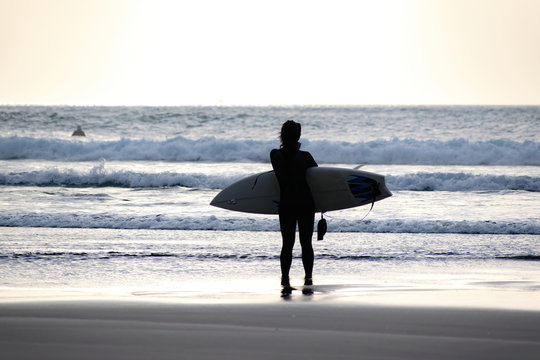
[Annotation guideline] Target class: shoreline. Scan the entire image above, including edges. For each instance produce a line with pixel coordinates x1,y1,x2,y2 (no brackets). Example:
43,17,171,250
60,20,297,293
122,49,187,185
1,278,539,311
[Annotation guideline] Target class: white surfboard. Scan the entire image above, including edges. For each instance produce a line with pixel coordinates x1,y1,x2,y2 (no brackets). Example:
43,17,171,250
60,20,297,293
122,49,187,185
210,167,392,214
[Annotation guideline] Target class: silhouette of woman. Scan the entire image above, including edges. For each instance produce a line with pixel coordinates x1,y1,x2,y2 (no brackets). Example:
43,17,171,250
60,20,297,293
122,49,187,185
270,120,318,295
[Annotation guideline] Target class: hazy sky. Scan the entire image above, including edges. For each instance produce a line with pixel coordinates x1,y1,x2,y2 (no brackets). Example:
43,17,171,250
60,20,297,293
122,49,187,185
1,0,539,105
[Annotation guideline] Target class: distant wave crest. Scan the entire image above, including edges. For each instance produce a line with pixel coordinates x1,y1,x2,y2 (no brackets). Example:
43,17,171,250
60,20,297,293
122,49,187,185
1,136,539,165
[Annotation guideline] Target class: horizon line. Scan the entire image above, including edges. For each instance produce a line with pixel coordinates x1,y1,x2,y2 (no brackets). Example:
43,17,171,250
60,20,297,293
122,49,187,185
1,102,539,107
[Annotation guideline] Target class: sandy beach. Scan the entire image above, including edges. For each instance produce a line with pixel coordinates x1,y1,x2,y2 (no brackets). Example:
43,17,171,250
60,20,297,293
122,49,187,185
1,285,539,360
1,105,538,359
2,0,540,355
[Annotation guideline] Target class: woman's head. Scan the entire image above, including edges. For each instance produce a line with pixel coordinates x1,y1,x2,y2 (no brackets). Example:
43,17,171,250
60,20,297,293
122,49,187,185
280,120,301,147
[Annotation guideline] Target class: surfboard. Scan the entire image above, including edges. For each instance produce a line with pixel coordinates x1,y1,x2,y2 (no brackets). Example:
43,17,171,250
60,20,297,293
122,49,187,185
210,167,392,214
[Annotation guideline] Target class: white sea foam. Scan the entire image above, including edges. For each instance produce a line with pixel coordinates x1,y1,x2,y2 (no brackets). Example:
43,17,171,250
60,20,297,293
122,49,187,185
1,106,539,243
1,136,538,165
1,166,538,191
386,173,540,192
0,166,238,189
1,212,538,234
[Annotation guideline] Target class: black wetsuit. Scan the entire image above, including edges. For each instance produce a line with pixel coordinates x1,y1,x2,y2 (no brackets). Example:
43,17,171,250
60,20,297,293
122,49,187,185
270,147,318,280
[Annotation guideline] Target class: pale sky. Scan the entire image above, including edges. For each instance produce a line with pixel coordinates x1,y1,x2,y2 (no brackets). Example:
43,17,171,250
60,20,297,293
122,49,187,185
1,0,539,105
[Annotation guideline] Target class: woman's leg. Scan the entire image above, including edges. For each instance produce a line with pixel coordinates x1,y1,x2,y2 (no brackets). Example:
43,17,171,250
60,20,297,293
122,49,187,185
279,210,296,284
298,211,315,280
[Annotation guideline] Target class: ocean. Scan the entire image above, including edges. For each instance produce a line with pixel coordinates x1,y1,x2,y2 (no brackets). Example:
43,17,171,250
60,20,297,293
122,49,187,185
1,105,539,300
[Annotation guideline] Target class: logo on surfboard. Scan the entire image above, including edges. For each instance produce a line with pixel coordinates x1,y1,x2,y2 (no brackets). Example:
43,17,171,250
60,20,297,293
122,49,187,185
347,175,381,202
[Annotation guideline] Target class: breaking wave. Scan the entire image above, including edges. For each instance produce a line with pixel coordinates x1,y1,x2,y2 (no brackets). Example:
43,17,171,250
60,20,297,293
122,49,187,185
1,166,538,191
1,136,539,165
1,212,538,235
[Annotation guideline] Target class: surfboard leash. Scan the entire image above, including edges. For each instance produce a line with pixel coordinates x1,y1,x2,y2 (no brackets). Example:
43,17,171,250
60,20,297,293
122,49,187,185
359,198,375,221
359,181,378,221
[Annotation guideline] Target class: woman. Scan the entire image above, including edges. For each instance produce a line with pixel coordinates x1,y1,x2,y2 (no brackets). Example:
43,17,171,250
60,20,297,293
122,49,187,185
270,120,318,295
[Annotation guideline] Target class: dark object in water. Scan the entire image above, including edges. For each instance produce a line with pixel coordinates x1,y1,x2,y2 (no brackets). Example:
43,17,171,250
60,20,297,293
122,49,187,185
72,125,86,136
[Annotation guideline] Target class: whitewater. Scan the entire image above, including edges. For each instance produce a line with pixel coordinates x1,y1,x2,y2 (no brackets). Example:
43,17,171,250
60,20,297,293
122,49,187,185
1,136,539,165
0,105,538,291
1,161,539,191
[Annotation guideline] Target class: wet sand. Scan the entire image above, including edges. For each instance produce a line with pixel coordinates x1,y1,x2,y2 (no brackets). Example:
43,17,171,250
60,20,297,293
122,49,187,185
1,285,539,360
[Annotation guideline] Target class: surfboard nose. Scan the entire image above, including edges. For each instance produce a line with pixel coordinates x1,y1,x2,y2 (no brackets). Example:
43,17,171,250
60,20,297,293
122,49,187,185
209,192,226,208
